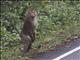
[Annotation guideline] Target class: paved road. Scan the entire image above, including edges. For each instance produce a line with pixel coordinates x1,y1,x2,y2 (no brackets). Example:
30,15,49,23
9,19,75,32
61,49,80,60
32,38,80,60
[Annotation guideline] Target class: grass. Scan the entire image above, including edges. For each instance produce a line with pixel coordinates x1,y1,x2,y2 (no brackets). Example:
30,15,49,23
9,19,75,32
1,20,80,60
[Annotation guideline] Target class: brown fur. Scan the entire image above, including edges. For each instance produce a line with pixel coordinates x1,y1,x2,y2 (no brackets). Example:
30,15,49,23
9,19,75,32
20,9,38,55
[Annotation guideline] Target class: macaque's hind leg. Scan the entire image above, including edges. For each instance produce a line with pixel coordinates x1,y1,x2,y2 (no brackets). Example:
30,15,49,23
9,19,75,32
29,31,35,43
27,41,32,52
32,31,35,42
20,35,31,55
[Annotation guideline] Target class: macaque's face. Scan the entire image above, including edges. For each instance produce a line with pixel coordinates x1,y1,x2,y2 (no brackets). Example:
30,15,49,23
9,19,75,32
28,10,37,18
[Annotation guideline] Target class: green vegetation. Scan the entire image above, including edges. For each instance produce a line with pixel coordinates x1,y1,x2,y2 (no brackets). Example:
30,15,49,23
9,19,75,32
1,1,80,60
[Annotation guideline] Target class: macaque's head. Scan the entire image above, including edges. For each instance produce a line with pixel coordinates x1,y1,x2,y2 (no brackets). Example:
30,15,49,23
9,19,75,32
27,9,37,18
31,10,37,18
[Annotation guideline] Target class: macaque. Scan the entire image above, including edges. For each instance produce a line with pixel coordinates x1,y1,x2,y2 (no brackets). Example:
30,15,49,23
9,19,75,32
20,9,38,55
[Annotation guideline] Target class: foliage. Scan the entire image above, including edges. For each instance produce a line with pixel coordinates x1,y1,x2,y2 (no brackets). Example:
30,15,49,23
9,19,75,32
1,1,80,60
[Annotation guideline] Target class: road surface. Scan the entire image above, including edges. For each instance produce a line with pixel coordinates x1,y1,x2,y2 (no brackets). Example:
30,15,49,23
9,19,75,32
61,49,80,60
32,38,80,60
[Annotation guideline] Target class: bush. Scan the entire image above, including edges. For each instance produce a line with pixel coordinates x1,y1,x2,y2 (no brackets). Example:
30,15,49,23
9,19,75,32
1,1,80,60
